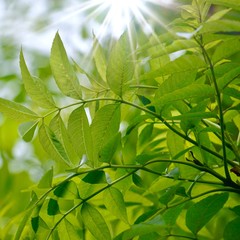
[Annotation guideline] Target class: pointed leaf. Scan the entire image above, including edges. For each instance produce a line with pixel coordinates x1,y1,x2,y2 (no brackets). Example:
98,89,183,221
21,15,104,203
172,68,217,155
47,198,60,216
154,84,214,109
82,170,106,184
38,168,53,189
104,187,128,223
18,121,38,142
50,114,79,165
20,50,56,109
0,97,39,122
106,32,134,97
186,193,229,234
39,123,71,166
93,36,107,82
223,217,240,240
91,104,120,163
53,181,80,199
68,106,93,166
81,203,111,240
50,32,82,99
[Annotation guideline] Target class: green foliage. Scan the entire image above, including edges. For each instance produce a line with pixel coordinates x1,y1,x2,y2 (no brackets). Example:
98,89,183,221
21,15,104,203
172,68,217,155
1,0,240,239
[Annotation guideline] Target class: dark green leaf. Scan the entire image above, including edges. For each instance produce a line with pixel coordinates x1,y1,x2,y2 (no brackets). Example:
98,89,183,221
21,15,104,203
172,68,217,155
53,181,80,199
31,216,39,233
47,198,60,216
132,173,145,188
223,217,240,240
186,193,229,234
82,170,106,184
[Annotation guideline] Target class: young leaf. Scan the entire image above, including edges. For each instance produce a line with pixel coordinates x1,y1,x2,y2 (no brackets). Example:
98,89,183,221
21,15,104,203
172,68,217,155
91,104,120,163
93,35,107,82
38,168,53,189
104,187,128,223
186,193,229,234
20,50,56,109
154,84,214,109
0,97,39,122
47,198,60,216
18,121,38,142
81,203,111,240
68,106,93,166
106,32,135,97
50,32,82,99
50,114,79,165
223,217,240,240
39,123,71,166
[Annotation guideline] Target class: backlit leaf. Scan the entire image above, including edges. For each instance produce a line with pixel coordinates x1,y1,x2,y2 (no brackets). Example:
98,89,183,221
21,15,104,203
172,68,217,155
38,168,53,189
50,32,82,99
0,97,39,122
39,123,71,166
81,203,111,240
68,106,93,166
53,181,80,199
186,193,229,234
20,50,56,109
106,32,134,97
18,121,38,142
104,187,128,223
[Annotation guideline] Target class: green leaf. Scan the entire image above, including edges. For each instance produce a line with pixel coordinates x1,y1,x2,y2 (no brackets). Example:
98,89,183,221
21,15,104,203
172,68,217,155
132,173,145,188
186,193,229,234
82,170,106,184
50,114,79,166
213,39,240,63
0,97,39,122
154,84,214,109
53,181,80,199
47,198,60,216
67,106,93,166
106,32,134,97
98,132,121,163
39,123,71,166
50,32,82,99
81,203,111,240
206,0,240,11
163,203,184,226
58,219,80,240
18,121,38,142
104,187,128,223
223,217,240,240
38,168,53,189
31,216,39,233
231,206,240,216
91,104,120,164
20,50,56,109
93,35,107,82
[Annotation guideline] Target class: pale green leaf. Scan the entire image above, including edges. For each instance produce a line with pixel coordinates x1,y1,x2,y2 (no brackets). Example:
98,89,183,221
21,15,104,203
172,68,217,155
104,187,128,223
0,97,39,122
206,0,240,11
186,193,229,234
81,203,111,240
53,180,80,199
37,168,53,189
167,111,217,121
91,104,120,163
39,123,71,166
20,50,56,109
58,219,80,240
213,39,240,63
50,114,79,166
224,217,240,240
50,32,82,99
93,36,107,82
207,8,231,22
106,32,134,97
18,121,38,142
154,84,214,109
68,106,93,166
